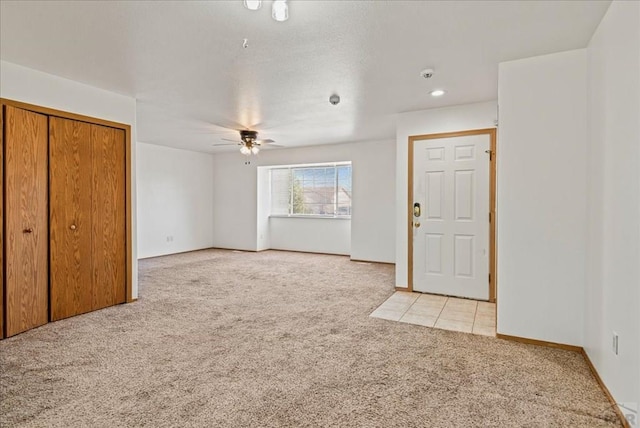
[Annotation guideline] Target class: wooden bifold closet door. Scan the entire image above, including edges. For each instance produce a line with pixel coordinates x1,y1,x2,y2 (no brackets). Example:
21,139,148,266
49,117,126,321
49,117,93,320
91,124,126,311
4,105,49,337
1,100,128,338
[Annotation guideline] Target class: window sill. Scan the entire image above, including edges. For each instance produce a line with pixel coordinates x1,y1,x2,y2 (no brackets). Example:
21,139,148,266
269,215,351,220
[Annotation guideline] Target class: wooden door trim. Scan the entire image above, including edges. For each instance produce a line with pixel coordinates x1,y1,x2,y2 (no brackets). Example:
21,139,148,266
1,98,134,304
1,106,4,338
0,99,130,130
407,128,497,302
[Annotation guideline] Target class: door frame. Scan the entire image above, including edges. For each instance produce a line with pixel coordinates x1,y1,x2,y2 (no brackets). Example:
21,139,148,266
0,98,135,311
407,128,497,302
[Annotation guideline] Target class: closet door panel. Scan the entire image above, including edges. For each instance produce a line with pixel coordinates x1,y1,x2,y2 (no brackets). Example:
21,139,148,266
49,117,93,321
4,106,49,337
91,125,126,310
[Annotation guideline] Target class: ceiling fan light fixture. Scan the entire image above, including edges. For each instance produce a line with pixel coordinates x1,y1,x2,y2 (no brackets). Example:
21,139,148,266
272,0,288,22
244,0,262,10
240,145,251,155
251,146,260,155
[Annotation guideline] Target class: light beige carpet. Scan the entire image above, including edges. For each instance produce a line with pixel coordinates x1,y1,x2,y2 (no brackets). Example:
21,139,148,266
0,249,621,427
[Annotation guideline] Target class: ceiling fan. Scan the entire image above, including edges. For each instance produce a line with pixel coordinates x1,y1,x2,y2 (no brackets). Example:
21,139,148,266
213,129,281,156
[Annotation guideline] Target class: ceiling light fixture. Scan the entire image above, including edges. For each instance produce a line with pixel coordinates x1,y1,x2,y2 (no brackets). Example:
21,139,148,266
240,141,260,156
213,130,276,155
272,0,289,22
243,0,262,10
430,89,446,97
238,130,262,156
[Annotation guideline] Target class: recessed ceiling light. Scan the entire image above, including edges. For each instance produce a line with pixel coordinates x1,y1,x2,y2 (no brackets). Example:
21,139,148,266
272,0,289,21
430,89,446,97
244,0,262,10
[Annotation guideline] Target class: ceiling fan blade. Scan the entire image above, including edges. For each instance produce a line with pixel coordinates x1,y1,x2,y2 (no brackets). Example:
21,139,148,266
257,144,284,150
212,142,240,147
256,139,275,144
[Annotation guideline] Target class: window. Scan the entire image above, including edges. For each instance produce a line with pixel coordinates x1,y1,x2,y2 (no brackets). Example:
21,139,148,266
270,162,352,217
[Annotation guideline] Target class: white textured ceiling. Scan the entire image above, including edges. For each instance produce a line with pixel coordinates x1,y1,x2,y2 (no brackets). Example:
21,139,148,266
1,0,610,153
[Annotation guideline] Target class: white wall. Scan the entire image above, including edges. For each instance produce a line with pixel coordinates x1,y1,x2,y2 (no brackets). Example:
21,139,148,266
0,60,140,298
350,140,396,263
395,101,498,287
256,167,271,251
497,49,587,347
269,218,350,255
136,143,215,259
212,139,395,263
585,0,639,419
212,154,260,251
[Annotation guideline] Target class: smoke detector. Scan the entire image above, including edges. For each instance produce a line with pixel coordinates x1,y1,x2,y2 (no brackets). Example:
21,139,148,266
420,68,434,79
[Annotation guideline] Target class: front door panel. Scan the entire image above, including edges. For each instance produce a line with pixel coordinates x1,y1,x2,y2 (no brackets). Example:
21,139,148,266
412,134,490,300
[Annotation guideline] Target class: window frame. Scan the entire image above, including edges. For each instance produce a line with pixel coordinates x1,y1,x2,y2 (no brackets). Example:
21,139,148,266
269,161,352,219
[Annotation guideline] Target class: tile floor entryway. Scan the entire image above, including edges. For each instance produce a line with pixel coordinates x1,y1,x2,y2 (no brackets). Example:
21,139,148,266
370,291,496,336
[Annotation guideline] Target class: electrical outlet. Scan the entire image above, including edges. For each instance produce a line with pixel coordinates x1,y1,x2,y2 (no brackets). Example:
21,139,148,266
612,332,619,355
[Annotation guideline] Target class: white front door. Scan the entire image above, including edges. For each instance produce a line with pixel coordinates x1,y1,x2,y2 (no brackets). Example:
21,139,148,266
412,133,491,300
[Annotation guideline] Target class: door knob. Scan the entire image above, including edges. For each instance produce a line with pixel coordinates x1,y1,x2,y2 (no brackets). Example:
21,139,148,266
23,228,33,234
414,222,421,228
70,224,77,230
